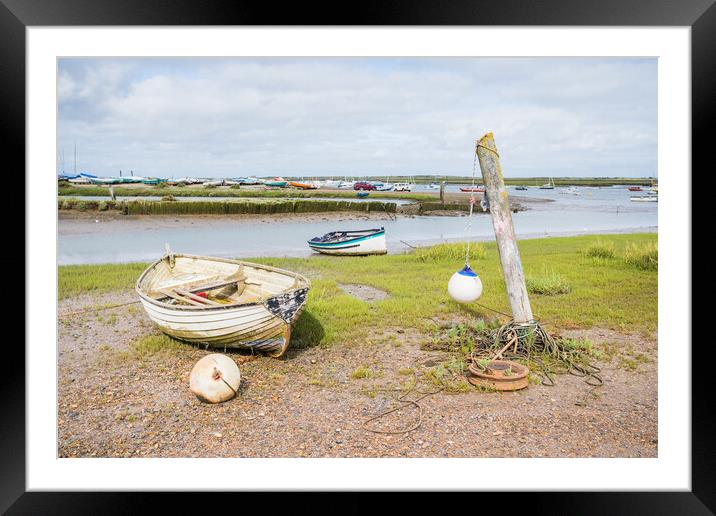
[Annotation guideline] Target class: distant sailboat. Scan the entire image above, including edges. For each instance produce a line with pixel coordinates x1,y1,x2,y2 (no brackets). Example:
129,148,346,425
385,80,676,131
540,177,555,189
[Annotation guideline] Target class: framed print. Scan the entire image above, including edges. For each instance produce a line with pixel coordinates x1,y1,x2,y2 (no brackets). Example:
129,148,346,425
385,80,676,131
4,0,711,512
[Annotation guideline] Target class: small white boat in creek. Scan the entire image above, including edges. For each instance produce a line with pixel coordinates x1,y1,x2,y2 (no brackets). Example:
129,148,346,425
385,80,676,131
307,227,387,256
630,195,658,202
136,250,310,357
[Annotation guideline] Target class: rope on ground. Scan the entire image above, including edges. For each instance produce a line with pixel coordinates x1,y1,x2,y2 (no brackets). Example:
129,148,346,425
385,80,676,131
362,358,445,435
58,299,141,318
468,320,603,387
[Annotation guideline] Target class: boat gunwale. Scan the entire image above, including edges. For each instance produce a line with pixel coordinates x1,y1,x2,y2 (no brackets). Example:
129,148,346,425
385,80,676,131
135,253,310,312
308,228,385,247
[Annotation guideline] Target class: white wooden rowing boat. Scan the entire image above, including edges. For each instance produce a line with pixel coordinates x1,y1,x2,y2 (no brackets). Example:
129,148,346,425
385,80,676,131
307,228,387,256
136,252,310,357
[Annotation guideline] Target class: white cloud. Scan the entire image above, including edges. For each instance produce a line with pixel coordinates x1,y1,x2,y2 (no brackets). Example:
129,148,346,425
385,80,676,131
57,58,656,178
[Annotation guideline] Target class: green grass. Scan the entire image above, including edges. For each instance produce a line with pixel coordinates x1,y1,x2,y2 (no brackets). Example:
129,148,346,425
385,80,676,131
623,242,658,271
58,233,658,347
583,240,616,259
59,198,398,215
525,270,571,296
58,262,149,299
58,185,433,202
350,366,373,379
413,242,486,263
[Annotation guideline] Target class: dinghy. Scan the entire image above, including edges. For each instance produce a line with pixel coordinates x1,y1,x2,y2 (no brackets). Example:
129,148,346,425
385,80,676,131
308,228,387,256
288,181,318,190
460,186,485,193
136,251,310,357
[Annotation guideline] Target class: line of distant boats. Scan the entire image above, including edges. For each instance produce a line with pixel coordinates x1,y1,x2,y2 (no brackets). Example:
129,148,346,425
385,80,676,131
58,173,425,192
58,172,658,202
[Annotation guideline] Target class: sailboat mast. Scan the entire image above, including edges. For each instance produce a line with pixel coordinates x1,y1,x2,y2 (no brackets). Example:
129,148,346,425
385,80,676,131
74,142,77,174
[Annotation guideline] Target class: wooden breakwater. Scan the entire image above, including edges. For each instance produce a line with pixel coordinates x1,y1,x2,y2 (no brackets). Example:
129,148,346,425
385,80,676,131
58,198,398,215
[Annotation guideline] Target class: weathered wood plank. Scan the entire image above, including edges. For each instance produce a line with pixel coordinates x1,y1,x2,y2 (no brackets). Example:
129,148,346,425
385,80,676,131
158,288,206,307
174,288,223,306
475,132,534,323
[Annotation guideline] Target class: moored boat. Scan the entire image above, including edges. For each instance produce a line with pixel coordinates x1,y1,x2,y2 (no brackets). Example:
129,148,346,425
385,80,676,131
142,177,168,185
356,191,369,198
321,179,342,188
630,195,658,202
67,177,91,184
539,178,555,189
288,181,318,190
136,251,310,357
628,186,643,192
460,186,485,193
308,227,387,256
263,180,288,187
514,185,528,191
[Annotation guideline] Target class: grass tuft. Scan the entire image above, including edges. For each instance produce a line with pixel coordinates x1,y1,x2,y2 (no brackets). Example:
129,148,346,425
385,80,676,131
131,334,188,356
526,271,571,296
351,366,372,379
623,242,658,271
583,240,616,259
414,242,486,263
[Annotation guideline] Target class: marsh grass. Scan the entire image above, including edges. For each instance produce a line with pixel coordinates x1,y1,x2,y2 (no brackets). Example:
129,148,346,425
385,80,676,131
61,199,398,216
583,240,616,259
58,234,658,347
414,242,486,263
525,270,571,296
623,242,658,271
58,185,432,202
58,262,148,299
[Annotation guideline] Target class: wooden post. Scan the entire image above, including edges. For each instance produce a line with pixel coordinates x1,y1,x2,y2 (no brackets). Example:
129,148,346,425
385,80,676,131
439,181,445,204
475,132,534,323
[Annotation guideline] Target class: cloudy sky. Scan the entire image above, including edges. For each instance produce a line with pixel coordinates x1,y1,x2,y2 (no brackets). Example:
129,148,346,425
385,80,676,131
57,57,657,178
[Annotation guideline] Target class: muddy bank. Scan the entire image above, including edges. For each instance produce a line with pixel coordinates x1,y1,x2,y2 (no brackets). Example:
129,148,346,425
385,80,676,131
58,210,397,236
58,290,657,458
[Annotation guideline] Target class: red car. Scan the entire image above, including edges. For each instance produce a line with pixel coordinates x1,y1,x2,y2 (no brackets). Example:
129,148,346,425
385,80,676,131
354,181,377,191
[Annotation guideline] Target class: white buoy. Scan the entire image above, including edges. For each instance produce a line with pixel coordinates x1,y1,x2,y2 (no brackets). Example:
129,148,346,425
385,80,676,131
448,264,483,303
189,354,241,404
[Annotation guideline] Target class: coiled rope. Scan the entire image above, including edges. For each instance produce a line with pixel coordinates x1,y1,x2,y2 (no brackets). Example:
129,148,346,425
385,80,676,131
468,320,603,387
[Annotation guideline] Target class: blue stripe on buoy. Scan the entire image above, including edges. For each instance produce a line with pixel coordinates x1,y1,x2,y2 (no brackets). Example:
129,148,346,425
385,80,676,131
458,265,478,277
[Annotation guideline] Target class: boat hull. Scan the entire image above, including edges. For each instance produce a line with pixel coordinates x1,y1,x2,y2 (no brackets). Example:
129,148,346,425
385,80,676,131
136,255,310,356
308,232,387,256
288,181,317,189
138,294,306,355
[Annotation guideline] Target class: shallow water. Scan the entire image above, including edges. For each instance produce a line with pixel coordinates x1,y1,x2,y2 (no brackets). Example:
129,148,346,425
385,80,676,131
58,186,657,265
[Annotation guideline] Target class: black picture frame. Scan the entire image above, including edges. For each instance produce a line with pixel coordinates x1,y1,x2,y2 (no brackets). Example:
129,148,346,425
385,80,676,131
3,0,708,512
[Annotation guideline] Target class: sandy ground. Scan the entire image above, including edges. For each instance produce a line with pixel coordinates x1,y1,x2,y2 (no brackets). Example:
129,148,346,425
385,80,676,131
58,289,657,458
